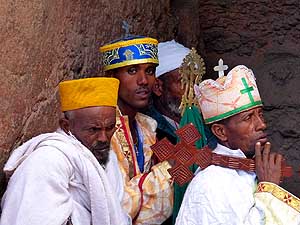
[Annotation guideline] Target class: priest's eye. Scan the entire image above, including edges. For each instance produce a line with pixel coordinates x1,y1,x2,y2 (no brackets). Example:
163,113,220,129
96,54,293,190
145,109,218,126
88,127,99,133
128,67,137,75
146,67,155,76
259,113,265,123
243,115,251,121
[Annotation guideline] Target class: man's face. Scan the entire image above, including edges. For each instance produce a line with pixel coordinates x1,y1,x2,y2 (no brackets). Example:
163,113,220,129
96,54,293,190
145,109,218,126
220,107,267,157
159,69,184,117
67,106,116,165
113,63,156,110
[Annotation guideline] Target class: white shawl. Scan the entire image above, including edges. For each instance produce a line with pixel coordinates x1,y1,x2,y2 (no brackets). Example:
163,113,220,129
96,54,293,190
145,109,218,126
1,129,129,225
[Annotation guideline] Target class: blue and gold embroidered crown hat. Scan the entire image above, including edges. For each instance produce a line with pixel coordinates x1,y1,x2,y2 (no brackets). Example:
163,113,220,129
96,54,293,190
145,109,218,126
99,35,159,71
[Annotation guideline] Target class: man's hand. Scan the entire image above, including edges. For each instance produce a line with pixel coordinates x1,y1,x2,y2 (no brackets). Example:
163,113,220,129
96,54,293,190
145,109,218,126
255,142,282,185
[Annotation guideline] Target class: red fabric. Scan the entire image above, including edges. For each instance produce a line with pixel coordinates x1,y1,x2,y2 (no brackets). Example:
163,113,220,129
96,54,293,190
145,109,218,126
133,173,149,222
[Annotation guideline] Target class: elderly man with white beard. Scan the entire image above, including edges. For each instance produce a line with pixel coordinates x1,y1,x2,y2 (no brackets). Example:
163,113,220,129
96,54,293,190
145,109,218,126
147,40,190,145
0,77,130,225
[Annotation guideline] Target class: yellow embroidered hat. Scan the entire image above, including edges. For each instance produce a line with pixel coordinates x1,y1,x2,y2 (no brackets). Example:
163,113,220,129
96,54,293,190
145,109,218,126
59,77,119,111
99,36,159,71
194,65,262,124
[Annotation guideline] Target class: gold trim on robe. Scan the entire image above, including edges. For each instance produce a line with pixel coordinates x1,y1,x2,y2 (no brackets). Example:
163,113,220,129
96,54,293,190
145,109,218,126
111,111,173,225
255,182,300,225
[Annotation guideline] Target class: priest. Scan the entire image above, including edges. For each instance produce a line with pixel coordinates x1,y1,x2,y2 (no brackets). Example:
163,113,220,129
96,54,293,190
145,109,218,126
0,78,130,225
176,65,300,225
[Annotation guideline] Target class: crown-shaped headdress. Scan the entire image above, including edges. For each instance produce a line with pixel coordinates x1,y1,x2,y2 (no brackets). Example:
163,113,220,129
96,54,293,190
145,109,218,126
194,63,263,124
100,36,159,71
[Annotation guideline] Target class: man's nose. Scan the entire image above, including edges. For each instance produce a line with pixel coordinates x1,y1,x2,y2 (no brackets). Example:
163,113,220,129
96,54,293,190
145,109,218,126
137,71,149,85
255,115,267,131
97,130,108,143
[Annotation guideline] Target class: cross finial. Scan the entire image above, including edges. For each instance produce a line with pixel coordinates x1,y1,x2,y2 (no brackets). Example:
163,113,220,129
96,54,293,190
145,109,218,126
122,21,132,38
214,58,228,78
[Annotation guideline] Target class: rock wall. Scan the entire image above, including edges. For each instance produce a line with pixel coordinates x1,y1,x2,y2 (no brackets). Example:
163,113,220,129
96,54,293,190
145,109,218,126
1,0,300,197
0,0,176,193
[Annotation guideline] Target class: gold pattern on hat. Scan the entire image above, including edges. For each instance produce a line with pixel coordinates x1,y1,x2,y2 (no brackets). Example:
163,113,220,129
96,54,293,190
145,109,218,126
123,49,134,60
179,47,206,115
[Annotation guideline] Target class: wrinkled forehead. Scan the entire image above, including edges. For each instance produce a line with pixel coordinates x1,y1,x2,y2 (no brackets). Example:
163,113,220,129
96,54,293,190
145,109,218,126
220,106,264,124
72,106,116,123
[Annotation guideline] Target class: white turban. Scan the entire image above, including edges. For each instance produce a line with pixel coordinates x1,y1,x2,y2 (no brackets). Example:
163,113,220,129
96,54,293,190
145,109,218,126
156,40,190,78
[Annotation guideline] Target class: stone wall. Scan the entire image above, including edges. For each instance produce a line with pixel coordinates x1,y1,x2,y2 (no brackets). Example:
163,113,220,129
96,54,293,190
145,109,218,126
0,0,176,193
1,0,300,197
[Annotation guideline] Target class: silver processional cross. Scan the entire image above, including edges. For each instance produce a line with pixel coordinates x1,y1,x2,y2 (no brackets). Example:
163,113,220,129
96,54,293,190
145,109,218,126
122,21,132,38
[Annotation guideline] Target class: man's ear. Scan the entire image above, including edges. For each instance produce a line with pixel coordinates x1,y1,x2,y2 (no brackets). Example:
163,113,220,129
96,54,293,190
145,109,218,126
152,78,163,97
59,118,70,134
211,123,228,142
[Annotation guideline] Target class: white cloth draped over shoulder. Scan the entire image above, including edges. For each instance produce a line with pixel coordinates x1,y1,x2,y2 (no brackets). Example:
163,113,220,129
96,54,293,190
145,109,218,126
175,144,300,225
106,146,125,203
0,129,130,225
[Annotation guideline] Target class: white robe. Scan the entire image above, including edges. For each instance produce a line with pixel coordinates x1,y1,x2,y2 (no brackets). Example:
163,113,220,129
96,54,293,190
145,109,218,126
0,129,130,225
175,144,300,225
176,144,266,225
106,149,125,203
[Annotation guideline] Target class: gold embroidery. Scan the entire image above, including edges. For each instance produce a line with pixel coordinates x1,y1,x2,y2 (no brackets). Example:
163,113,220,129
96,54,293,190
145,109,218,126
123,49,134,60
111,112,173,224
115,116,136,178
257,182,300,213
102,48,120,66
135,43,158,59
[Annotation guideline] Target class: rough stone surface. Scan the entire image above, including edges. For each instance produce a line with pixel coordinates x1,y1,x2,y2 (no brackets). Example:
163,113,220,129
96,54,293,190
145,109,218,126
1,0,300,198
0,0,176,194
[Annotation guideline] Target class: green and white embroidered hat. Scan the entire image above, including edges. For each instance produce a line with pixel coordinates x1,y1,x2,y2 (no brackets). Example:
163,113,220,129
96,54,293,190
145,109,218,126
194,65,263,124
